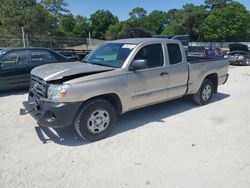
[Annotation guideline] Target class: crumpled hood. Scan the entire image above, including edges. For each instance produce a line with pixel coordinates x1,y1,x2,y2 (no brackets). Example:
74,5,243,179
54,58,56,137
31,62,115,81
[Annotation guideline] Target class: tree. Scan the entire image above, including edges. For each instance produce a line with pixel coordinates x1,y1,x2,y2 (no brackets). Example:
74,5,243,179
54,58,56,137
40,0,70,36
0,0,50,36
41,0,69,15
73,16,90,37
25,4,51,35
105,21,129,40
90,10,118,39
129,7,147,20
162,4,208,41
205,0,232,9
127,7,148,29
58,14,75,36
145,10,168,34
201,2,250,41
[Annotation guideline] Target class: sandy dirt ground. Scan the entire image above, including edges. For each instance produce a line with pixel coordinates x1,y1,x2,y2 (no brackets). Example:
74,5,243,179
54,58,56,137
0,66,250,188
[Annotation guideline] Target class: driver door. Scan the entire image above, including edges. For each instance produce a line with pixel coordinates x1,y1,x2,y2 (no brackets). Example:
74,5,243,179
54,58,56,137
127,43,169,110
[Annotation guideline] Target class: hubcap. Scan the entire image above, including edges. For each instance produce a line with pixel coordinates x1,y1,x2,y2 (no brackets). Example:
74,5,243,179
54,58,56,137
202,85,212,101
87,109,110,134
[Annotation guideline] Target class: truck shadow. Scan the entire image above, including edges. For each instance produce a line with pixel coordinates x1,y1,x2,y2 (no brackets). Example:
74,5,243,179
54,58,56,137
34,92,230,146
0,89,28,97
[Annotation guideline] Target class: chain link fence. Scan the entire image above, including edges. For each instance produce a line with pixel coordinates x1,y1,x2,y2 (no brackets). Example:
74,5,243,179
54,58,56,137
0,34,104,50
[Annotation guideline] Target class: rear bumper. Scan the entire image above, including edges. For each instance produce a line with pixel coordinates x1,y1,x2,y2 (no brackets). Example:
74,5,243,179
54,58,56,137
24,92,82,128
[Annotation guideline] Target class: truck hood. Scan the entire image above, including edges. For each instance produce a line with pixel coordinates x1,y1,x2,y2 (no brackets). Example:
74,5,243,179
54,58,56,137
31,62,115,81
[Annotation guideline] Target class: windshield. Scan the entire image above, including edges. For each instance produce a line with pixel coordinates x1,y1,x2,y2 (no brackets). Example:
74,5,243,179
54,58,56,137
84,43,136,68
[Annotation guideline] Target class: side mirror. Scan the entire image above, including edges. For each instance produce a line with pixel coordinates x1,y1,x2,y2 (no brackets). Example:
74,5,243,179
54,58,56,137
129,59,149,71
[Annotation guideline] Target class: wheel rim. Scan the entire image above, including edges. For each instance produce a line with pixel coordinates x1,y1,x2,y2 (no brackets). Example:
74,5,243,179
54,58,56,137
202,85,212,101
87,109,110,134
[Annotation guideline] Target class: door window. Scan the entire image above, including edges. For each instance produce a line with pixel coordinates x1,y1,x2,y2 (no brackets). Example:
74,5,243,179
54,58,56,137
2,51,28,66
134,44,164,68
30,50,57,64
167,43,182,65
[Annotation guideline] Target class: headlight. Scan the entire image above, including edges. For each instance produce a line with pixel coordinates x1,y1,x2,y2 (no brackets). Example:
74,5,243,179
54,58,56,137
47,84,70,100
238,55,244,60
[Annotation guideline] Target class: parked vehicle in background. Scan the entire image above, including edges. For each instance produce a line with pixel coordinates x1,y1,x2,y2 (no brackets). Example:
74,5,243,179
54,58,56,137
0,48,77,91
22,38,229,141
228,51,250,65
188,46,223,57
228,43,250,65
188,46,205,57
55,49,91,61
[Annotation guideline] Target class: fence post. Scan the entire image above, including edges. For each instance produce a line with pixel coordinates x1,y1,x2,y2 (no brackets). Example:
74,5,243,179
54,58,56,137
22,27,26,47
88,32,92,50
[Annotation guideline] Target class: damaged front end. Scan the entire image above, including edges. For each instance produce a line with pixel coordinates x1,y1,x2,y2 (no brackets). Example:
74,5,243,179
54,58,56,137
20,64,114,128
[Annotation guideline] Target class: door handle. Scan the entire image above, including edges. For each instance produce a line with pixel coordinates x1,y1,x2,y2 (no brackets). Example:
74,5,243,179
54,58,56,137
160,72,168,76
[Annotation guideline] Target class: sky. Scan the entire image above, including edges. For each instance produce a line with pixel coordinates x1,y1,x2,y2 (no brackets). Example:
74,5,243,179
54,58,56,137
67,0,250,20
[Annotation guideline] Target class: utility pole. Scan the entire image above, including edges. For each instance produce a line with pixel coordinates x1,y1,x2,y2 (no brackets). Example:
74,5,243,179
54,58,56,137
22,27,26,47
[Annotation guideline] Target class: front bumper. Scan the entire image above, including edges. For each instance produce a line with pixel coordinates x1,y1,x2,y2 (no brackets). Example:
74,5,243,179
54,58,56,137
24,91,82,128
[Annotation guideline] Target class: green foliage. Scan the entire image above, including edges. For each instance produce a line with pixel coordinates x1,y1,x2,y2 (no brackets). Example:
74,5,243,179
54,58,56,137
73,16,90,37
41,0,69,15
58,14,75,36
57,14,90,37
161,4,208,41
0,0,249,42
205,0,232,9
26,4,51,35
145,10,169,34
41,0,70,35
129,7,147,20
127,7,147,29
90,10,118,40
0,0,50,36
201,2,250,41
105,22,129,40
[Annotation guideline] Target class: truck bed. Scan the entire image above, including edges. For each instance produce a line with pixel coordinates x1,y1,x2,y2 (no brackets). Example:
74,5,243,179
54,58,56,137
186,56,229,95
187,56,225,64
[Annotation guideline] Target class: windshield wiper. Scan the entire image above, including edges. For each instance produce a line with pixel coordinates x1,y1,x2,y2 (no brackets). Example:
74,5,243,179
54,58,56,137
91,63,114,68
81,60,88,63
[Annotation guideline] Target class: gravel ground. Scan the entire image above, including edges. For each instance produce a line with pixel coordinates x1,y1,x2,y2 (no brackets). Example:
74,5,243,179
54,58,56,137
0,66,250,188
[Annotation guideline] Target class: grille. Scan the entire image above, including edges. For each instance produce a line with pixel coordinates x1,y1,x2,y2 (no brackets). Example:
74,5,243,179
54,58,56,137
30,75,47,98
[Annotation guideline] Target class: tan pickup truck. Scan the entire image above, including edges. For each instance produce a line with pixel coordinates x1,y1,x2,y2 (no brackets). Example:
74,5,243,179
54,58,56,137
22,38,229,141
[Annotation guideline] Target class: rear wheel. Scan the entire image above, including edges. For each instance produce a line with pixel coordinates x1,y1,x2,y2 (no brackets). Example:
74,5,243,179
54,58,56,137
74,99,117,141
193,79,214,105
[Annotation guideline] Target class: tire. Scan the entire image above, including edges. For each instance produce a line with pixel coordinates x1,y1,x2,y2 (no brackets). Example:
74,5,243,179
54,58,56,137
193,79,214,105
74,99,117,141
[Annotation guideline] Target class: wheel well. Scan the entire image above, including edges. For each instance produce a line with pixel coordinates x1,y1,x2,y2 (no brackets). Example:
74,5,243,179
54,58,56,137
205,73,218,93
86,93,123,114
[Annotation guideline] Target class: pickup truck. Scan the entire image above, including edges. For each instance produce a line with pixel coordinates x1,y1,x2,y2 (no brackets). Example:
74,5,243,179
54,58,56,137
22,38,229,141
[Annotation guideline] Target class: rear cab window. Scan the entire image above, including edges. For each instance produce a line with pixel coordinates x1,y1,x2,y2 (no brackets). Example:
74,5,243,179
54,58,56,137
167,43,183,65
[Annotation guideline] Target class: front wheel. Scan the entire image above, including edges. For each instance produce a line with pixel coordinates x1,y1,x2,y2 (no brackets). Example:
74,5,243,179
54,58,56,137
74,99,117,141
193,79,214,105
